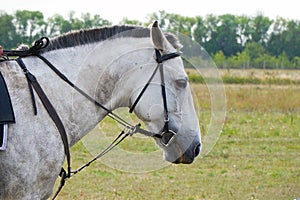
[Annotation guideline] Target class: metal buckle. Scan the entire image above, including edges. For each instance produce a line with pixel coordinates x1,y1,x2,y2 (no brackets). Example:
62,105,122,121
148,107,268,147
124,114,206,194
160,130,176,147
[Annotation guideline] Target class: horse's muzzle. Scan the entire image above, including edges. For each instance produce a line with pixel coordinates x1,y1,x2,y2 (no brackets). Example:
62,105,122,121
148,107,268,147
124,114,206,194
173,140,201,164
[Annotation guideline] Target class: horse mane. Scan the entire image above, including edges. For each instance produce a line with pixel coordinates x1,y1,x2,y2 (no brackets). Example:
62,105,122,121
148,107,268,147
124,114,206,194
41,25,182,53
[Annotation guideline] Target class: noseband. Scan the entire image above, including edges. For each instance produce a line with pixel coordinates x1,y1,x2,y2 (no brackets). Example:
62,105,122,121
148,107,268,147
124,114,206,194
129,49,181,146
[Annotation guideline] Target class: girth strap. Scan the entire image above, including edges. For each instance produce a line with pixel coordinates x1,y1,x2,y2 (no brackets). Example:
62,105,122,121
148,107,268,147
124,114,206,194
16,58,71,178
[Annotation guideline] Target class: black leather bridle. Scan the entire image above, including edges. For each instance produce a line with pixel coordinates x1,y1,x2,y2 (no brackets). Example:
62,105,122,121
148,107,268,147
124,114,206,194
129,49,181,146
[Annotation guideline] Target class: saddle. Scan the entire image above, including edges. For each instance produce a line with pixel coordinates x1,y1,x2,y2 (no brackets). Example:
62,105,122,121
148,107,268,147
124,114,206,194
0,71,15,150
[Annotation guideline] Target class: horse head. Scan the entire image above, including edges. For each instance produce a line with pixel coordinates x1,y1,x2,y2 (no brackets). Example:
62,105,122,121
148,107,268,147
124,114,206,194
129,21,201,164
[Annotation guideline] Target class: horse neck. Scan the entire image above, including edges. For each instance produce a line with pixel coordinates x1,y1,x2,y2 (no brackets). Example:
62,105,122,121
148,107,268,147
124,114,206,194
35,37,153,145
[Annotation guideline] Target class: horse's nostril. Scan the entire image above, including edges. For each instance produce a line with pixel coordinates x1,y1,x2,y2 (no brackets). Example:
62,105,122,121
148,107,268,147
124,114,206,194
194,143,201,157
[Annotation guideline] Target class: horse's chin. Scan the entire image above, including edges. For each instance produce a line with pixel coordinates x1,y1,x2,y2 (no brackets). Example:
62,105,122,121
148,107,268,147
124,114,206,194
167,155,195,164
163,138,201,164
164,152,196,164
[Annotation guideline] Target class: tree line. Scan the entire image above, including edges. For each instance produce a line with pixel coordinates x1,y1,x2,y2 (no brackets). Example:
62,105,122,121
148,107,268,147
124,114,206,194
1,10,300,69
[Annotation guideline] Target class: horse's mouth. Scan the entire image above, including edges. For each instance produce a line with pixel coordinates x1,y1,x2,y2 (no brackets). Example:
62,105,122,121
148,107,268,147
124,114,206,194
168,143,201,164
173,155,194,164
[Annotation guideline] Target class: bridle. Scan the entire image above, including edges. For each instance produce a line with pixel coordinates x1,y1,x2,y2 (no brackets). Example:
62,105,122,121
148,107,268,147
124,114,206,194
2,37,181,198
129,49,181,146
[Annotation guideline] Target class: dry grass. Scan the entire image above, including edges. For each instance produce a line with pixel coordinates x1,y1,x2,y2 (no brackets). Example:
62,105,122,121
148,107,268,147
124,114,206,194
191,83,300,112
221,69,300,81
186,68,300,85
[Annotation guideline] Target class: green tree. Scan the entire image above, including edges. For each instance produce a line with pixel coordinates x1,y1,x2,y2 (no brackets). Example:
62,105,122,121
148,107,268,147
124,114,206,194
119,17,143,25
193,16,208,47
281,20,300,59
207,14,242,57
278,51,292,69
244,42,265,60
236,15,252,46
267,19,300,59
292,56,300,68
0,12,19,49
81,13,111,28
253,53,273,69
166,13,195,37
202,14,218,55
67,11,84,30
213,51,227,68
267,17,287,57
14,10,46,44
236,51,250,69
46,14,67,36
147,10,169,29
251,14,273,46
46,12,112,36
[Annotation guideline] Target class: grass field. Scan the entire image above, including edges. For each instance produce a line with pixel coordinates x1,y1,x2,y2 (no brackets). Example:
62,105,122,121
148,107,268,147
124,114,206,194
52,69,300,200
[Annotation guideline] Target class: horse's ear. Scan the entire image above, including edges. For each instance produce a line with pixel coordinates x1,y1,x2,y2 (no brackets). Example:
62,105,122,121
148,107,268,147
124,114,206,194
150,21,169,52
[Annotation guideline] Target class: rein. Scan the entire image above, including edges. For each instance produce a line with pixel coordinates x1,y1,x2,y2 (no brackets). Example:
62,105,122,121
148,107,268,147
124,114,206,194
2,37,181,198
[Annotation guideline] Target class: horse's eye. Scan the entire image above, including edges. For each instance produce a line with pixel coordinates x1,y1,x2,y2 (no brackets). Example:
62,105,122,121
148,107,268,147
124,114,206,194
175,78,187,88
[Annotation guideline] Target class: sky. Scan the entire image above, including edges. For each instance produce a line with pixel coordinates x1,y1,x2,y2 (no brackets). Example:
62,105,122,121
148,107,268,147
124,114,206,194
1,0,300,24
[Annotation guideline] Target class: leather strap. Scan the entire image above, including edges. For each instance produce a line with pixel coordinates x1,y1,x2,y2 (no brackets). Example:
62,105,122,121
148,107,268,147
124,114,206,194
129,63,159,113
16,58,71,178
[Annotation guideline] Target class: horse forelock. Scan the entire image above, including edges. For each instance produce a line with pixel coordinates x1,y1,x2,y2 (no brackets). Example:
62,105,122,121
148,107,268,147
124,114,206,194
41,25,182,53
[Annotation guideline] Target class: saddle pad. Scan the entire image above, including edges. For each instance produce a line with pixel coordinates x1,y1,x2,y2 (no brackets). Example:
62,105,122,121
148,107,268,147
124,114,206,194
0,71,15,124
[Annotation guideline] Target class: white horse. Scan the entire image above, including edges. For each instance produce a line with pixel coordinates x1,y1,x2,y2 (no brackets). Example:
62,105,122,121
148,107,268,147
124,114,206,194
0,21,201,199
